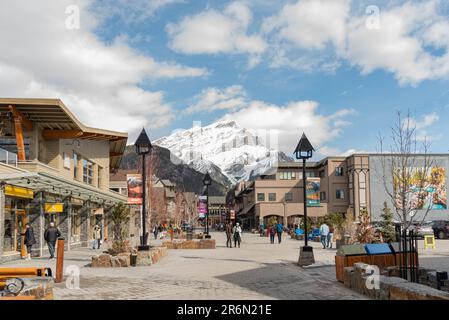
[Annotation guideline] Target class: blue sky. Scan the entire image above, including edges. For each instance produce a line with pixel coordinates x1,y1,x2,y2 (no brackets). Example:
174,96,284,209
1,0,449,157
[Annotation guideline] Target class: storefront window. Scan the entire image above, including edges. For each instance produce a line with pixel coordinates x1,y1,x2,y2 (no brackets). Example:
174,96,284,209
3,198,29,253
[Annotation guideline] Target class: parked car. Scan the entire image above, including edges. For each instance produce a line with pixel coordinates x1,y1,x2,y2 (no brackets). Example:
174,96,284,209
430,220,449,239
415,221,434,238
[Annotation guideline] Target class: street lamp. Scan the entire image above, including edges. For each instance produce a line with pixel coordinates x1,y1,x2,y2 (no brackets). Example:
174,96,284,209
134,128,153,251
203,172,212,236
294,133,315,266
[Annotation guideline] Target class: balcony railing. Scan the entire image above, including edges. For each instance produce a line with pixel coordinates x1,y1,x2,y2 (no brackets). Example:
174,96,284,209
0,148,18,167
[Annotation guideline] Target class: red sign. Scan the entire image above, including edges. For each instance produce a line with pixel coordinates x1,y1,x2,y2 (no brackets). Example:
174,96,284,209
127,174,142,205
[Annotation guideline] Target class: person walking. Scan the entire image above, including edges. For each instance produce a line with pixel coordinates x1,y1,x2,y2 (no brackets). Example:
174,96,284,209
225,221,233,248
319,222,330,249
233,222,242,248
269,225,276,244
327,224,334,248
22,223,36,260
44,222,61,259
92,224,102,249
276,221,284,244
153,225,158,240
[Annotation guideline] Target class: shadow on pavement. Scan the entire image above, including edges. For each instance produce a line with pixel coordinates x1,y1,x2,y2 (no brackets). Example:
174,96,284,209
215,262,346,300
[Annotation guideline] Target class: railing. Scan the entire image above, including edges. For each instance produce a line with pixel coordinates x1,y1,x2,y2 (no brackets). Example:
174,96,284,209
0,148,18,167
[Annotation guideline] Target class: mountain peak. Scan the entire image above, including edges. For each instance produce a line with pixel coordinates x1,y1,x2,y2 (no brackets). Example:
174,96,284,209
155,119,292,183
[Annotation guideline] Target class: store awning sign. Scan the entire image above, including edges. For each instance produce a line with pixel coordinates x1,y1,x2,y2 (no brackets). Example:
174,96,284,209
45,203,63,213
5,185,34,199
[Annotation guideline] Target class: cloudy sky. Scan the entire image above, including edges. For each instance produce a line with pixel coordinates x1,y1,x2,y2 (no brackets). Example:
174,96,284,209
1,0,449,157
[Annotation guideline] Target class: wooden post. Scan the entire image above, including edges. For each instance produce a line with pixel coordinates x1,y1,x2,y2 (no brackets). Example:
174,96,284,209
55,238,65,283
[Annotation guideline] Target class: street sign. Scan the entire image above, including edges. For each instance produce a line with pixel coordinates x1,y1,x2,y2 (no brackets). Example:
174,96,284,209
45,203,63,213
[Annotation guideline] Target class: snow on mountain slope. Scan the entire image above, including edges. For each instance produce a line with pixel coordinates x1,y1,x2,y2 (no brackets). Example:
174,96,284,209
155,119,292,183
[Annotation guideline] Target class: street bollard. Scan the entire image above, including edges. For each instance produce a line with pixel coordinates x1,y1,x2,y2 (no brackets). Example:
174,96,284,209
55,238,65,283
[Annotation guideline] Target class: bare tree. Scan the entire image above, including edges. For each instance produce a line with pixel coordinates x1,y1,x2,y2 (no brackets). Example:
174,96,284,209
378,110,437,229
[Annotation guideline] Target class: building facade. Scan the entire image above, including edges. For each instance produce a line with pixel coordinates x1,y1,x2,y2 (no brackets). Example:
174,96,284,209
0,98,128,262
232,154,449,230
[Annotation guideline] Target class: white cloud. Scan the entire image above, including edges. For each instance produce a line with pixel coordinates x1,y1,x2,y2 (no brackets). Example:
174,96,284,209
262,0,350,51
166,1,267,66
0,0,207,137
263,0,449,85
344,1,449,85
215,94,355,153
408,112,440,141
187,86,247,114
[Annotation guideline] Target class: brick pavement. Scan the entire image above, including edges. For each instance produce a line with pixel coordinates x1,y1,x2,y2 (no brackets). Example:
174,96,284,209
0,231,367,300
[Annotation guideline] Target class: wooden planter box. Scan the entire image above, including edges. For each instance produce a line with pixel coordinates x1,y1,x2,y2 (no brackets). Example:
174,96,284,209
335,255,371,282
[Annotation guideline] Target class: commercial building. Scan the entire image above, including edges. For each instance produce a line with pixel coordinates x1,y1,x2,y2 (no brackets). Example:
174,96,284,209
0,98,128,262
232,154,449,230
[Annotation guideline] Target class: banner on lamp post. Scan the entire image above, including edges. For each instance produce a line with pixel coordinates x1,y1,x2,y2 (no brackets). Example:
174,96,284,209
127,174,143,205
198,195,207,218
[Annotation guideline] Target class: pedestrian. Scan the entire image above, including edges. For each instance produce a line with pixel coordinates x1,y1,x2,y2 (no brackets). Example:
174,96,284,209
269,225,276,244
327,224,334,248
276,221,283,244
233,222,242,248
92,224,102,249
225,221,233,248
22,223,36,260
153,225,158,240
319,222,330,249
44,222,61,259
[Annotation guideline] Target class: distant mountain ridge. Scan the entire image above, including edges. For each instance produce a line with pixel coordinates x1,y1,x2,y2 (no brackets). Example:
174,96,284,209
119,145,229,196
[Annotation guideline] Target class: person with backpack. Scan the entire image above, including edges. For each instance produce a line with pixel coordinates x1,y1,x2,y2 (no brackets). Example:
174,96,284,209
276,222,284,244
233,222,242,248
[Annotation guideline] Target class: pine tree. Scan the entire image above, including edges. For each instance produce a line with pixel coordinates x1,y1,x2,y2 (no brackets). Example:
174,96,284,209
379,202,396,243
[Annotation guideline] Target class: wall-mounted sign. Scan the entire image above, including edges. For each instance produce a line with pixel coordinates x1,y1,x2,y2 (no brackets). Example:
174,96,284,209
230,210,235,220
5,185,34,199
45,203,63,213
92,208,104,215
127,174,142,205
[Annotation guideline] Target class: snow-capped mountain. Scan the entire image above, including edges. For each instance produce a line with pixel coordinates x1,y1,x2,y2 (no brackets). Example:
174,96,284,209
155,120,293,184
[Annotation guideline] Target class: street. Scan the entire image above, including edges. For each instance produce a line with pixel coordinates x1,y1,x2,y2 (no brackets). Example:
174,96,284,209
1,231,366,300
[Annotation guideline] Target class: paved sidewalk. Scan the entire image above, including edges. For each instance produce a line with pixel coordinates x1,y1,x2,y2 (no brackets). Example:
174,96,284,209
0,232,366,300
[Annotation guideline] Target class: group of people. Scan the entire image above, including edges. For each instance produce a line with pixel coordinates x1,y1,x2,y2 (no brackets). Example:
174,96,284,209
319,222,334,249
225,221,242,248
268,222,285,244
22,222,62,260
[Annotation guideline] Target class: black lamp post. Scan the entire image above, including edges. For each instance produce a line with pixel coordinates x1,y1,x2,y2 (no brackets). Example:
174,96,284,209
294,133,316,266
203,172,212,236
134,128,153,251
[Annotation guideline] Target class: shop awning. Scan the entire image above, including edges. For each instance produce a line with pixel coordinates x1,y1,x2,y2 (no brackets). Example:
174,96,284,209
0,171,126,205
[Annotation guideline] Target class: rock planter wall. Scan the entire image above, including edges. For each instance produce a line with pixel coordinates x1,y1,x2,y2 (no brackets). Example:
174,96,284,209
91,247,167,268
162,239,216,249
343,262,449,300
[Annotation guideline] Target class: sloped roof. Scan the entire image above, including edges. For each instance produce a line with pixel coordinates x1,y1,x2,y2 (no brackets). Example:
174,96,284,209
0,98,128,172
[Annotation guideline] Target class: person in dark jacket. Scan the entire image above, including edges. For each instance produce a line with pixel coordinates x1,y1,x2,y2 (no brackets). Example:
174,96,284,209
22,224,36,260
44,222,61,259
269,225,276,244
225,221,233,248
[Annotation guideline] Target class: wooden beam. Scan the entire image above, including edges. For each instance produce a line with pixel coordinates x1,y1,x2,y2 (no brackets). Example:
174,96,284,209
8,105,33,131
110,152,123,157
41,129,83,140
